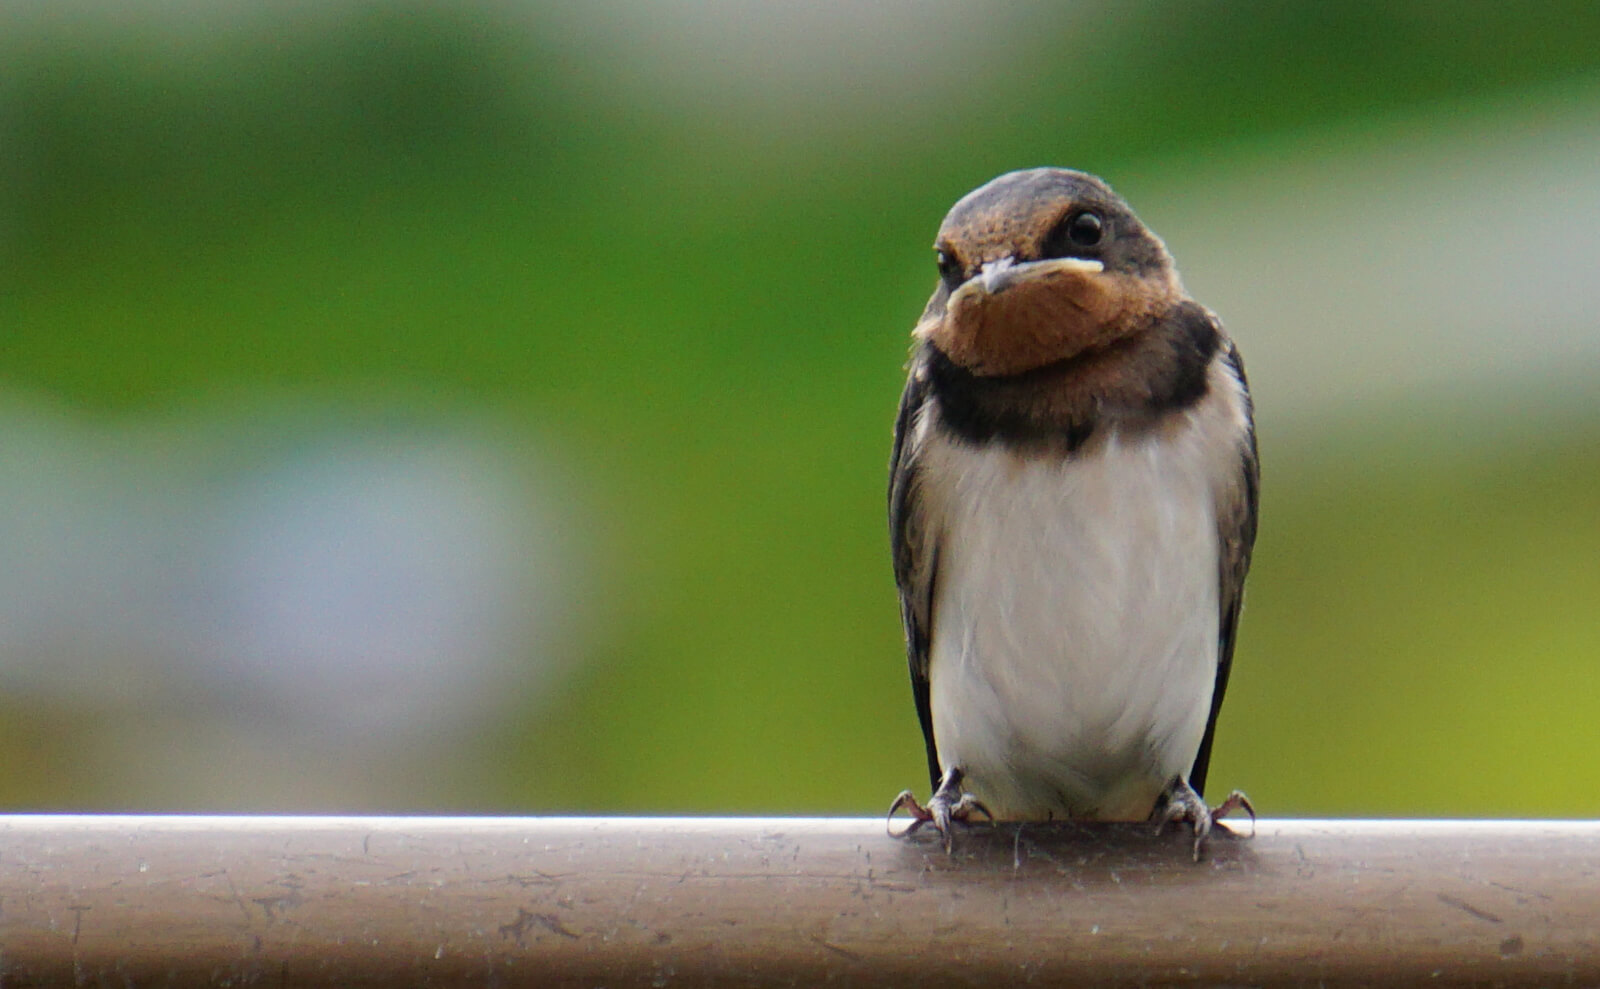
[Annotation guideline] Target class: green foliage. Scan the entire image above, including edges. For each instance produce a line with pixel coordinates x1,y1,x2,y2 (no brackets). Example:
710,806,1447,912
3,1,1598,814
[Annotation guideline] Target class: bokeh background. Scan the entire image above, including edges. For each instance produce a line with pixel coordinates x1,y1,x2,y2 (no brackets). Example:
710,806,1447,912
2,0,1598,816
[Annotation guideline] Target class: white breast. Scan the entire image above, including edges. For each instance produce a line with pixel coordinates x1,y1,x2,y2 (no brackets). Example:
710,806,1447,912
918,365,1248,821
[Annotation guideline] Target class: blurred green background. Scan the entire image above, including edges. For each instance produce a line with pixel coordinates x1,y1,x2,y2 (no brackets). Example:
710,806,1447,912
2,1,1598,817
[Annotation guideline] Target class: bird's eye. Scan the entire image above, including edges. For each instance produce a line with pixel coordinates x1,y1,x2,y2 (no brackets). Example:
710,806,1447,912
936,249,963,285
1066,211,1103,247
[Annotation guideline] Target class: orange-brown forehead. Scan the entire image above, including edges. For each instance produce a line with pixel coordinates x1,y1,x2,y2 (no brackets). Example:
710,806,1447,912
934,168,1121,263
935,197,1073,263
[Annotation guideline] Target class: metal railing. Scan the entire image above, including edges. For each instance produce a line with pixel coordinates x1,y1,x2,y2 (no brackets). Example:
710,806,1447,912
0,815,1593,985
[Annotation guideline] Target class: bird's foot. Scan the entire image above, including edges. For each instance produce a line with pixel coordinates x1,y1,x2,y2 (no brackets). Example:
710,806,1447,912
887,767,993,853
1153,775,1256,862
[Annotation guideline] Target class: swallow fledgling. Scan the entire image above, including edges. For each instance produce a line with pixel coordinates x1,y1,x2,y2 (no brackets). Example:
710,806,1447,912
886,168,1257,859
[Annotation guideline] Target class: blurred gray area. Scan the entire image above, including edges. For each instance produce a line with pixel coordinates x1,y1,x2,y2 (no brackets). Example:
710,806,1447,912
0,395,586,807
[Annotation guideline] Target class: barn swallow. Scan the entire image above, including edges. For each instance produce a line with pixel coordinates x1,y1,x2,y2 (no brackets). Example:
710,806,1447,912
886,168,1258,859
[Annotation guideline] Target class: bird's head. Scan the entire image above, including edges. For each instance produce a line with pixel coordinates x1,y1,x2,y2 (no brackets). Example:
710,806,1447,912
914,168,1183,377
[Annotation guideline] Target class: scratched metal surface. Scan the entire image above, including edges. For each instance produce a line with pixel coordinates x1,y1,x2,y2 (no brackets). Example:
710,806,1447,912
0,816,1595,986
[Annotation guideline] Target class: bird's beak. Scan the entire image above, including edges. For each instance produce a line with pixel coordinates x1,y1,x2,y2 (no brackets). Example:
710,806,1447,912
953,255,1106,307
979,256,1018,294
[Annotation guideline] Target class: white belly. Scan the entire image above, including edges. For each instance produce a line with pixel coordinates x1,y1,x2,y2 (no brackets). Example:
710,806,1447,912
923,423,1224,821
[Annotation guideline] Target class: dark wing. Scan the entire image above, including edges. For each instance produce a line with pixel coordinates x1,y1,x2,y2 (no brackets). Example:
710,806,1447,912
889,360,943,791
1188,340,1259,798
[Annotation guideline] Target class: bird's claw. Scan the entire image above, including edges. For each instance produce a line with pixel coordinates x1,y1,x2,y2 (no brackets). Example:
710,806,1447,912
887,768,993,852
1153,775,1255,861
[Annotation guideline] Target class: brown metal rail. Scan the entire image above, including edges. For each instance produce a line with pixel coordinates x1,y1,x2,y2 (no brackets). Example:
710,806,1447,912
0,815,1594,985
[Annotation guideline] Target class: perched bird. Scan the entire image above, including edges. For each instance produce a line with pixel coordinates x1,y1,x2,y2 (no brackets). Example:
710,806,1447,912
887,168,1257,858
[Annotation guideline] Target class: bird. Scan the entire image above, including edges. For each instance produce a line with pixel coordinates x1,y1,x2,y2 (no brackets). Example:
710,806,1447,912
885,167,1257,859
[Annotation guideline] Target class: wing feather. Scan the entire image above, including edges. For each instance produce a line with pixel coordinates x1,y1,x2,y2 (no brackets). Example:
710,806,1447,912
1188,339,1259,797
889,360,943,791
